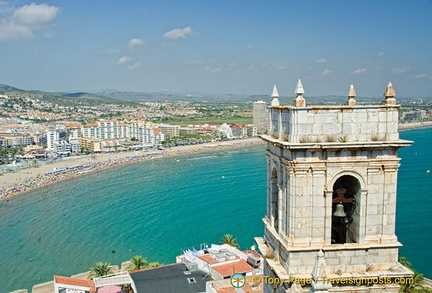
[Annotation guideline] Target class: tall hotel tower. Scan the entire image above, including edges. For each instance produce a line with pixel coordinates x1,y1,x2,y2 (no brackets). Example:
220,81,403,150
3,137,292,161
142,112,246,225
253,100,270,134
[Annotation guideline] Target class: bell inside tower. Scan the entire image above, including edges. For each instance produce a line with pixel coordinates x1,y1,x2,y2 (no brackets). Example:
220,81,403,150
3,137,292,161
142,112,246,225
331,175,360,244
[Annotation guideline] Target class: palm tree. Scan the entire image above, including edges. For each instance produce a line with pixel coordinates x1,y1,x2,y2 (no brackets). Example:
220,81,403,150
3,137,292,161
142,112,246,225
146,262,162,268
220,234,240,249
127,255,148,272
88,262,113,279
399,257,432,293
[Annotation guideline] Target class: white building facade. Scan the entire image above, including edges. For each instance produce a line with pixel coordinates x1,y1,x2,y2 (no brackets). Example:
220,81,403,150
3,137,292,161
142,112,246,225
253,100,269,134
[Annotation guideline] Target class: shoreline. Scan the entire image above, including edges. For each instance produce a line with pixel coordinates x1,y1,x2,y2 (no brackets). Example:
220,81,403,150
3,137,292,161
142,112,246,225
0,138,264,201
1,122,430,202
398,121,432,130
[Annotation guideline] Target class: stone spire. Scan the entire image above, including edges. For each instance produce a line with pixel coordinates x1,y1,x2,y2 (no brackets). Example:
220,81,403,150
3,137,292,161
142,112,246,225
346,84,357,106
271,85,280,107
293,79,306,107
290,282,303,293
383,82,396,105
309,250,332,293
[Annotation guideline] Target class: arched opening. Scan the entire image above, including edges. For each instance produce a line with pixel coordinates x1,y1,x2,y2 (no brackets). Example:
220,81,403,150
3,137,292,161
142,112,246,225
331,175,360,244
270,168,279,231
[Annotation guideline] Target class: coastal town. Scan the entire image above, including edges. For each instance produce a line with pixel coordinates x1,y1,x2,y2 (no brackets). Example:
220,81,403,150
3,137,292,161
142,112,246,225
0,84,431,172
2,0,432,292
1,82,432,293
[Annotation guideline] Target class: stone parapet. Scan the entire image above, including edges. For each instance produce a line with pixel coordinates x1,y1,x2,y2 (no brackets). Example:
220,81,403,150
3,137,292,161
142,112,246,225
269,105,401,144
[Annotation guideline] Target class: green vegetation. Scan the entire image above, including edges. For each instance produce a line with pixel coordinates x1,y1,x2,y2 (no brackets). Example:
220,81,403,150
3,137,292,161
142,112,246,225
220,234,240,249
88,262,113,279
162,133,213,146
127,255,148,272
147,262,163,268
399,257,432,293
126,255,162,272
0,146,24,164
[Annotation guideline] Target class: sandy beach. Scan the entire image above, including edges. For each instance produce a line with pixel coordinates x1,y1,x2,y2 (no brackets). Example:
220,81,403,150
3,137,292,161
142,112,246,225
0,138,264,201
1,121,430,201
398,121,432,129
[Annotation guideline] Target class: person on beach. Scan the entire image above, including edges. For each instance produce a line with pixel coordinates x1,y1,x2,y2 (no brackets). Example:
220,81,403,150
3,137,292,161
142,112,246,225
0,139,263,200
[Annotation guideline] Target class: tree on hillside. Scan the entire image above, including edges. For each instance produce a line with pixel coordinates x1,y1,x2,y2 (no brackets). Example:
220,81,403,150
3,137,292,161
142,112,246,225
88,262,113,279
220,234,240,249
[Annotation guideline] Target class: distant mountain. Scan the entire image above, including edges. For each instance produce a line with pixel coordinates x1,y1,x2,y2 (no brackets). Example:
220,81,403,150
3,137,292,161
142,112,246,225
0,84,123,106
1,84,430,106
98,90,260,103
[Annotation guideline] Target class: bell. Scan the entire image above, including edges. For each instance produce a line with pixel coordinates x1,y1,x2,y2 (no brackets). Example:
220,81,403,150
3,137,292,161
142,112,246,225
333,202,347,217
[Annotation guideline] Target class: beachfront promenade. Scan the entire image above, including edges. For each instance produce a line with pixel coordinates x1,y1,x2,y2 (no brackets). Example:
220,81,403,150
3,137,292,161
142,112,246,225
2,120,431,201
0,138,263,200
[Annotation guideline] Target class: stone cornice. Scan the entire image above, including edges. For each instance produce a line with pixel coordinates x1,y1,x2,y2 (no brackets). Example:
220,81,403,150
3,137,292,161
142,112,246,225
271,104,401,111
261,135,413,150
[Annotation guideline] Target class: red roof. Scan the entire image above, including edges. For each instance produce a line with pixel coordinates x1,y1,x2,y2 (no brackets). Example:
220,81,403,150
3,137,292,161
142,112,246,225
211,259,254,278
197,254,222,265
243,250,261,258
54,276,95,292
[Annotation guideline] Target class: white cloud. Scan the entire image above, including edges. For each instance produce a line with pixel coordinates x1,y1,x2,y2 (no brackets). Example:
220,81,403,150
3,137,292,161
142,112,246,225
351,68,368,75
248,65,257,71
206,66,221,73
377,52,385,57
413,73,429,79
272,62,287,70
0,3,60,41
117,55,131,65
321,68,331,75
391,66,408,74
163,26,193,40
316,58,327,63
127,62,141,70
245,45,253,50
128,38,145,48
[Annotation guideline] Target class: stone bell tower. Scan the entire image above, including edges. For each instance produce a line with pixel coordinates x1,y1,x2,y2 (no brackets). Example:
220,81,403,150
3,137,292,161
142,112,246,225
255,81,414,293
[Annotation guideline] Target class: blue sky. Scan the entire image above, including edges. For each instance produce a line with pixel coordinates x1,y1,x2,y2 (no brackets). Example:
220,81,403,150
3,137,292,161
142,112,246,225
0,0,431,97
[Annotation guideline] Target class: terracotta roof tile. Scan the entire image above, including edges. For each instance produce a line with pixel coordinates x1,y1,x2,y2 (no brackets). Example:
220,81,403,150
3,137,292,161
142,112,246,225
54,276,95,292
211,259,254,278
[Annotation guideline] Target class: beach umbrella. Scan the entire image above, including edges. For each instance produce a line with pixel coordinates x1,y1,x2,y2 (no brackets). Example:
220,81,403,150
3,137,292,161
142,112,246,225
97,285,122,293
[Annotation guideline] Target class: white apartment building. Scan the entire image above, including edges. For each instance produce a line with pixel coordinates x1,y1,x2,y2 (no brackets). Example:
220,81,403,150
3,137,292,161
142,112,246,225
253,100,269,134
81,126,99,139
46,130,60,150
97,120,121,140
80,121,164,146
158,124,180,137
53,141,72,155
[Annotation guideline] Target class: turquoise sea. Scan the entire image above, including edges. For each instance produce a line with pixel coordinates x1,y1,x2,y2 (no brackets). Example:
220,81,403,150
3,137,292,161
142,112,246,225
0,128,431,292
